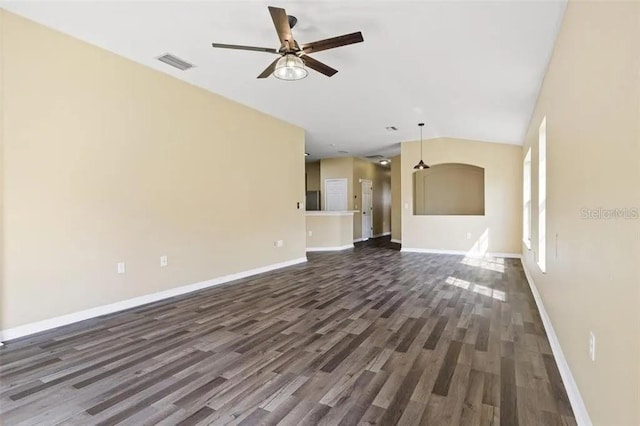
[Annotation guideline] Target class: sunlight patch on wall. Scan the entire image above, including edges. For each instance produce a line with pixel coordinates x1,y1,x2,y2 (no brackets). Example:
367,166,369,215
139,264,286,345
466,228,489,257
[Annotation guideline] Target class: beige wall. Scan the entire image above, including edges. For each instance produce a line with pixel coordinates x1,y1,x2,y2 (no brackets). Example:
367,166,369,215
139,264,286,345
306,214,354,249
521,2,640,425
401,138,521,254
1,12,306,330
305,161,320,192
391,155,401,242
0,11,4,323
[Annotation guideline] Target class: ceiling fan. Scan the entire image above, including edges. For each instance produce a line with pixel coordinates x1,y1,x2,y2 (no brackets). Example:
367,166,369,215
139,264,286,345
211,6,364,81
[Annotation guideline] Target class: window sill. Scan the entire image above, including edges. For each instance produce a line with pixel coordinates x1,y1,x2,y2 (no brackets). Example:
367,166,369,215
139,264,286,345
537,262,546,274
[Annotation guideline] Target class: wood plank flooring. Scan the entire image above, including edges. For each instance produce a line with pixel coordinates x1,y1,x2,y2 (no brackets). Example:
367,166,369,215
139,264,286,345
0,238,576,425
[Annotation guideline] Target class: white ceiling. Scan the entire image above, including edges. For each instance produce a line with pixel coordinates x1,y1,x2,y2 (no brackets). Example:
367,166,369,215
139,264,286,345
2,1,566,160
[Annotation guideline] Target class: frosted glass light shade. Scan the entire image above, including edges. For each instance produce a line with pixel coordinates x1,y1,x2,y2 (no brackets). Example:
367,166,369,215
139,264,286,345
273,55,308,81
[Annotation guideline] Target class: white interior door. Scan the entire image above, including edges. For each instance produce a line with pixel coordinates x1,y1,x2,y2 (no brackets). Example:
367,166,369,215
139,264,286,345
325,178,348,211
362,180,373,239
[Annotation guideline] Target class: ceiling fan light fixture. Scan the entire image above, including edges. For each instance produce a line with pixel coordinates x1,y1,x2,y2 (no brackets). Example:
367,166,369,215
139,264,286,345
273,54,308,81
211,7,363,79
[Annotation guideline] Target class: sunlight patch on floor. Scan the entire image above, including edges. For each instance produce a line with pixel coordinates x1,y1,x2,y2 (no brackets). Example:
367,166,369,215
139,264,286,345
445,276,507,301
460,256,505,273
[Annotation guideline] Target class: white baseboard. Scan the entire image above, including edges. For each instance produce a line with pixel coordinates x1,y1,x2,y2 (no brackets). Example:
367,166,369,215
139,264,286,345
521,262,592,426
353,238,365,243
486,252,521,259
306,244,353,252
391,239,402,244
372,232,391,238
0,257,308,344
401,247,521,259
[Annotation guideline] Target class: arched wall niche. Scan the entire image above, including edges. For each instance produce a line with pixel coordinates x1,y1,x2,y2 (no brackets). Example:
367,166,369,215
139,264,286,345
413,163,485,215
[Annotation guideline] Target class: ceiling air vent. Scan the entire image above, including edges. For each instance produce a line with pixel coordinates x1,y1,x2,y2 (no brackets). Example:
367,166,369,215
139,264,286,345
385,126,398,132
157,54,194,71
365,155,384,159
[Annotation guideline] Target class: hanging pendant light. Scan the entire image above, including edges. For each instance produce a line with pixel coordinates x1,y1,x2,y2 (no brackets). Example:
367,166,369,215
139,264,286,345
413,122,430,170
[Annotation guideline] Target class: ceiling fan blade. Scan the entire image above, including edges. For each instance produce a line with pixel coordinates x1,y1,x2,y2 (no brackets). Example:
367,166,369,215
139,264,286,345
301,55,338,77
211,43,279,54
268,6,294,50
301,31,364,54
257,58,281,79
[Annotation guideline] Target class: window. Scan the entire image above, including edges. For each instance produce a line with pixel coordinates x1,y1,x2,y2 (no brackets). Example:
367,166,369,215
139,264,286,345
538,117,547,272
523,148,532,248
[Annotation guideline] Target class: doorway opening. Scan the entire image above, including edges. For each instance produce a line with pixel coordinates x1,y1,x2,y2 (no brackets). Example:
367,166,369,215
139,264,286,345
361,179,373,240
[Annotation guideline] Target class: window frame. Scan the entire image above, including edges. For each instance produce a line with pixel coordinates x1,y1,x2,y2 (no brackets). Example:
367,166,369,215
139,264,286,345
523,148,532,249
537,117,547,273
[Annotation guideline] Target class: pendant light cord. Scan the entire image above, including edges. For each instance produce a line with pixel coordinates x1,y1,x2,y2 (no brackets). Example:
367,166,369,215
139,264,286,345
413,122,428,170
420,125,423,160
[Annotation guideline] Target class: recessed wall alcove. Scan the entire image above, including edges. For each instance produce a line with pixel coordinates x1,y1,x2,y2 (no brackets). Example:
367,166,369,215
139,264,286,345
413,163,485,215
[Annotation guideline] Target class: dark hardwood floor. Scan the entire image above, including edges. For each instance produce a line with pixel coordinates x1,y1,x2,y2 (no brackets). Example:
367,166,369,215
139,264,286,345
0,238,575,425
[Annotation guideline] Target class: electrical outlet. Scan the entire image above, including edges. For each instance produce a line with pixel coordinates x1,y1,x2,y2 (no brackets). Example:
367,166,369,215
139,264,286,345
274,240,284,248
466,232,472,240
160,256,168,267
117,262,126,274
308,230,313,237
589,331,596,361
404,203,409,209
